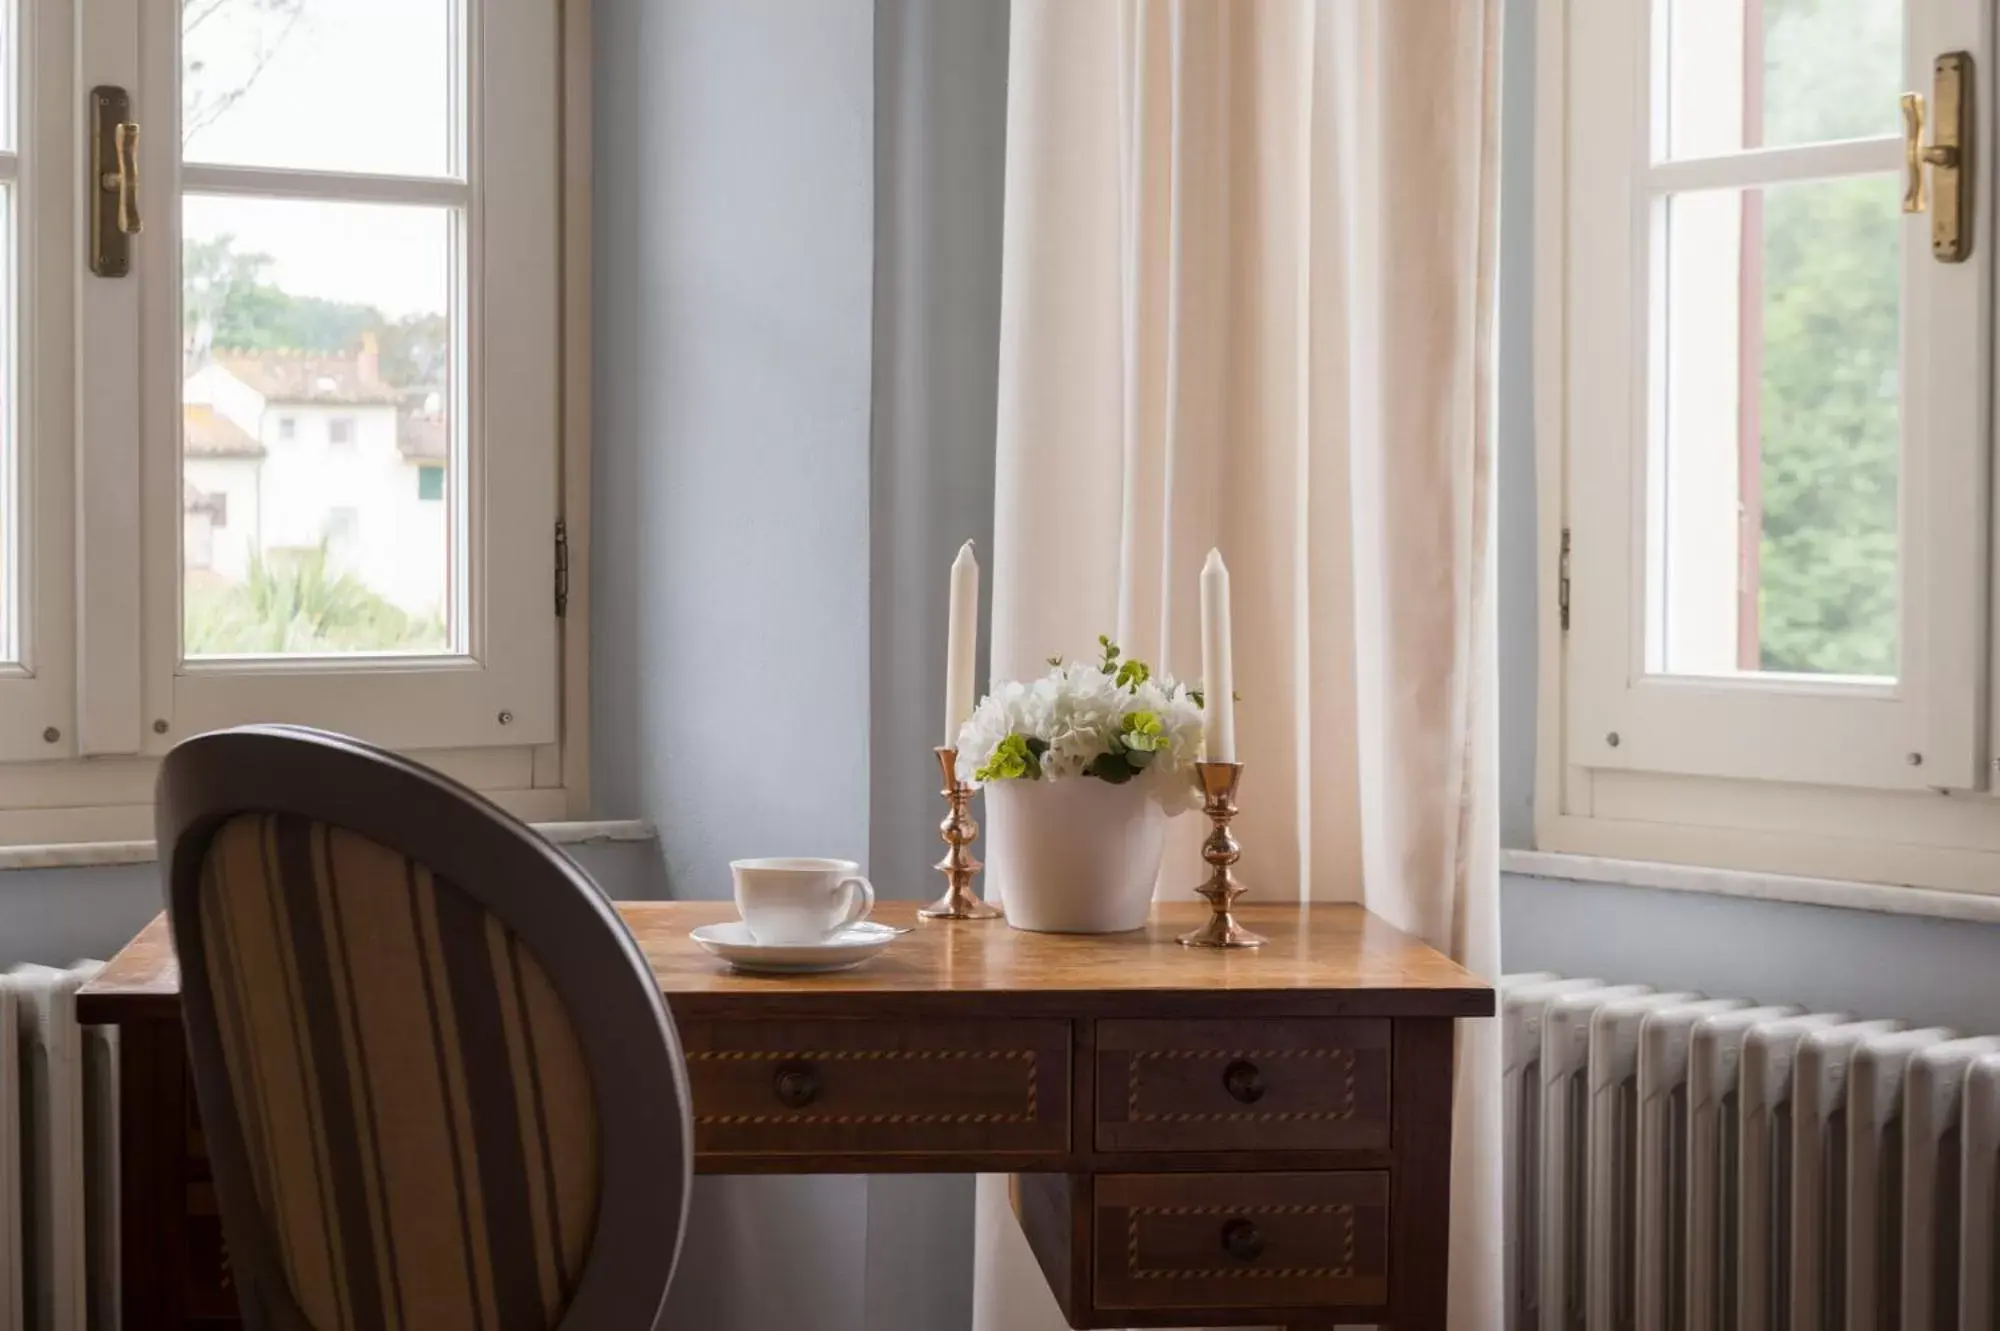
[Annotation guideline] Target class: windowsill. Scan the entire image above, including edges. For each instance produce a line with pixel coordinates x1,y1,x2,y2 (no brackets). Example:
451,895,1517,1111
0,818,657,873
1502,847,2000,926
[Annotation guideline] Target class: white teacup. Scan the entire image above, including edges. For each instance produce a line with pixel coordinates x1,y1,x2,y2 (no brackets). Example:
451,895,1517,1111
729,857,876,945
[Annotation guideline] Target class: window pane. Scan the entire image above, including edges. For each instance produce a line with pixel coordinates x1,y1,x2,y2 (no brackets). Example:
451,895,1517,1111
0,0,14,154
1664,0,1902,159
0,188,13,664
182,0,455,177
182,194,457,658
1652,176,1900,679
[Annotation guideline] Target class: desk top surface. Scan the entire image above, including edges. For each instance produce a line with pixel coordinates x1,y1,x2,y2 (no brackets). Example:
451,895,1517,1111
80,901,1492,1022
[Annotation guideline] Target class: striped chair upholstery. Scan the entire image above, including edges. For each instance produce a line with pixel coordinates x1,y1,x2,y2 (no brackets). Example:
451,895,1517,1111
195,811,599,1331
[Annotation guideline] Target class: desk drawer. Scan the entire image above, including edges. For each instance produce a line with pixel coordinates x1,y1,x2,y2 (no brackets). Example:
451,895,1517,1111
682,1018,1071,1158
1092,1171,1390,1312
1094,1018,1391,1152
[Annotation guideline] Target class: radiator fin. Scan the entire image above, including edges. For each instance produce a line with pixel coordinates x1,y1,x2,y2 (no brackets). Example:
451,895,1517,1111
1736,1011,1849,1331
0,962,116,1331
1685,1004,1799,1331
1965,1054,2000,1329
1539,983,1654,1331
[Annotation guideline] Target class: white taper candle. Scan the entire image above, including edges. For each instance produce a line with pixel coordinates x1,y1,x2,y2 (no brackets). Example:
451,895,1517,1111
1199,549,1236,762
944,541,980,747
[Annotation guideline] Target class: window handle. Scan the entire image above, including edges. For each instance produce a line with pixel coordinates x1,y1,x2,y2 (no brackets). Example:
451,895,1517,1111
1903,53,1973,262
107,120,142,237
1902,92,1928,216
88,86,138,277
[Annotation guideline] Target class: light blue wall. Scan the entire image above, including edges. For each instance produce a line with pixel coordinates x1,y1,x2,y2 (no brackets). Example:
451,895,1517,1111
869,0,1008,900
1496,0,1540,852
1504,874,2000,1033
0,839,665,971
593,0,876,892
1493,0,2000,1031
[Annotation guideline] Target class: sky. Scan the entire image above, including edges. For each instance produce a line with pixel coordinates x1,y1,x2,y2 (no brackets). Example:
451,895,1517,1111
181,0,457,317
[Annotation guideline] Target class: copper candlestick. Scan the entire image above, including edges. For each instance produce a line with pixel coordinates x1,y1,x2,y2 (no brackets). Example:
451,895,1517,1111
1179,761,1264,948
920,747,1002,920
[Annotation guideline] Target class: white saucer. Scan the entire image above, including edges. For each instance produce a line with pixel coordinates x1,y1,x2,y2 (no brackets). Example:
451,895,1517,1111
690,920,900,974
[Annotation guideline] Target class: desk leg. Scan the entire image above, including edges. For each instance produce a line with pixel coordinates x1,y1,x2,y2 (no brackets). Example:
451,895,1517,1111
120,1020,190,1331
1389,1017,1455,1331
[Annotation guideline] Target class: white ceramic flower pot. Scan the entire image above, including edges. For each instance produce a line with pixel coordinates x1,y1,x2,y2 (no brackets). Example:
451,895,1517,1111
984,777,1167,933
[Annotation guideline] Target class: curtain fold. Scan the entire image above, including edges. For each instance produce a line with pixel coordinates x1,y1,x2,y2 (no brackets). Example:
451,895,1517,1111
972,1,1503,1327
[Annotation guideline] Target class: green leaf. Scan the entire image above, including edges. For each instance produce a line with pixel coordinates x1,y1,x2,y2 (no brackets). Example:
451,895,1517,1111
1114,659,1151,691
1085,752,1139,784
1120,710,1164,753
974,733,1043,782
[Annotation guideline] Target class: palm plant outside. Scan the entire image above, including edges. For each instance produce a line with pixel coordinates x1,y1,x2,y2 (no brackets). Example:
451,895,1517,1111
185,546,446,657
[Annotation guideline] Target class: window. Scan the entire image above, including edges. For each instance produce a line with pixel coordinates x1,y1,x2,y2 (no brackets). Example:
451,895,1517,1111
1541,0,1996,890
0,0,580,840
323,505,358,546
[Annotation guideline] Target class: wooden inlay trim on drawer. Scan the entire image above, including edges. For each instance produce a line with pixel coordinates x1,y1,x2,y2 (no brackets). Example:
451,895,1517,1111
1092,1171,1391,1312
682,1018,1071,1158
1125,1204,1359,1281
1095,1018,1391,1153
689,1048,1039,1126
1126,1047,1358,1124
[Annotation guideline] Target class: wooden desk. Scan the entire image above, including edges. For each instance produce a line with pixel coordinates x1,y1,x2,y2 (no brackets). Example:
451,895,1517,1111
80,901,1491,1330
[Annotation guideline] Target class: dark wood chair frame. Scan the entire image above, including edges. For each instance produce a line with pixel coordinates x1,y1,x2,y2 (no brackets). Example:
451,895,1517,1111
157,724,693,1331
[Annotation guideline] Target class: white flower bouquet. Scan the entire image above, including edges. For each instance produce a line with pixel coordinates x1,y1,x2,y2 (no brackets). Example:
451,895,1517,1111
956,637,1207,815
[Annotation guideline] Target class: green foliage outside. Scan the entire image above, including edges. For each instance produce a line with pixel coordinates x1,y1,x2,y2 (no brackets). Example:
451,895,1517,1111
1753,0,1902,675
186,547,445,657
183,235,449,388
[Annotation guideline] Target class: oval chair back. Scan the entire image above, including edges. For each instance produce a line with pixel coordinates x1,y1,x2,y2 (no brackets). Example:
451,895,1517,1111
158,725,690,1331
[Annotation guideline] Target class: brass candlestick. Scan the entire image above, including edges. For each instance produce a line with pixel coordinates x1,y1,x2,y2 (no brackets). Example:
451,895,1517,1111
920,747,1002,920
1179,761,1264,949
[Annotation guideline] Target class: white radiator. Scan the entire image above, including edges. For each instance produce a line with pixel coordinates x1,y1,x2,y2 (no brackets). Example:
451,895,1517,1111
0,962,118,1331
1503,972,2000,1331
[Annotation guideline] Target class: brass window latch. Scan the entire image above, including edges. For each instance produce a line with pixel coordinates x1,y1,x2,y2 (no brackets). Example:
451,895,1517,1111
1902,52,1973,263
89,85,141,278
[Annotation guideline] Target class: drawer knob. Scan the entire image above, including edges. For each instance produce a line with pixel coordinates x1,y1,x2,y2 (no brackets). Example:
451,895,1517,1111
1220,1218,1265,1262
1221,1059,1266,1105
773,1063,820,1109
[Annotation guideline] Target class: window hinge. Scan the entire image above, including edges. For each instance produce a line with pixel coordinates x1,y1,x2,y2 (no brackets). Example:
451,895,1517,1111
554,519,570,618
1559,526,1572,632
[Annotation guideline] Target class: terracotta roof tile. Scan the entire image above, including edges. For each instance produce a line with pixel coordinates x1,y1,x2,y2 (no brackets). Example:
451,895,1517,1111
213,349,400,405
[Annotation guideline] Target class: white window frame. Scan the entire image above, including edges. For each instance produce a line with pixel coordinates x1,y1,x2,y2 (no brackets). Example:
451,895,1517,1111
0,0,595,844
1536,0,2000,893
0,0,80,759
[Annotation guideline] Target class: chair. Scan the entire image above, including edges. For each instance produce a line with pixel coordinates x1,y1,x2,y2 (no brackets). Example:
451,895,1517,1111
157,725,691,1331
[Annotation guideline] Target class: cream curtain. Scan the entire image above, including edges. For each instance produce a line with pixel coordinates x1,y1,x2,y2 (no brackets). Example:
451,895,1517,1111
969,2,1503,1328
